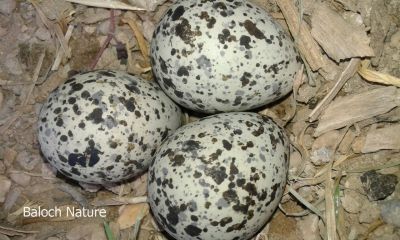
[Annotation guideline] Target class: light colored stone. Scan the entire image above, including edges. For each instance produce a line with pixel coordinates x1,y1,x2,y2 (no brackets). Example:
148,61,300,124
0,176,12,203
66,223,106,240
83,25,96,35
341,190,362,213
142,18,155,42
79,182,102,193
2,187,21,212
35,27,51,41
9,172,31,187
0,0,16,15
297,215,321,240
29,182,55,195
381,200,400,227
127,0,167,11
16,151,40,171
348,224,368,240
310,147,333,166
5,51,23,75
371,225,396,240
344,174,364,192
46,237,60,240
0,159,5,174
41,163,57,179
389,30,400,48
311,130,340,165
359,200,380,223
0,233,11,240
289,150,303,176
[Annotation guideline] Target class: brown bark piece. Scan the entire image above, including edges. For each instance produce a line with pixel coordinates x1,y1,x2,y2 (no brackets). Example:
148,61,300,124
277,0,327,71
362,124,400,153
315,87,400,136
311,3,374,62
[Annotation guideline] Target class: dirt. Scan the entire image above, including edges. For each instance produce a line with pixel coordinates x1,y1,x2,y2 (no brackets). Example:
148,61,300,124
0,0,400,240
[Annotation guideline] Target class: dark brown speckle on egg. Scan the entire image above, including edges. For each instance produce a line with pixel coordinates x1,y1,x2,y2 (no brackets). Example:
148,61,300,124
148,112,289,240
151,0,302,113
37,70,182,184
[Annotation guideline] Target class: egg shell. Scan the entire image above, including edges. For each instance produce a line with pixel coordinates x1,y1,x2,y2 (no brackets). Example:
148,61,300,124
38,70,182,184
148,112,289,240
151,0,302,113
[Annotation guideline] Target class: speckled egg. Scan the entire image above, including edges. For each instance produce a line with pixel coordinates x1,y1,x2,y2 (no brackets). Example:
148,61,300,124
38,70,182,184
148,112,289,240
151,0,301,113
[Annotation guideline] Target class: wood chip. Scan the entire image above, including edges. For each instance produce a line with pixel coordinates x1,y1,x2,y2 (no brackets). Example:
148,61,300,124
361,124,400,153
315,86,400,136
311,3,374,62
117,203,149,229
277,0,327,71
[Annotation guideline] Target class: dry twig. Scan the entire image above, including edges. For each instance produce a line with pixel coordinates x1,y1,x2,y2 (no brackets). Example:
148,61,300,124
309,58,361,122
51,24,74,71
89,10,116,70
276,0,326,71
65,0,145,11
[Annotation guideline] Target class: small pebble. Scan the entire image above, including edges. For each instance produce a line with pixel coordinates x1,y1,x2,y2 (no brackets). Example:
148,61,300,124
78,182,102,193
35,27,51,41
289,150,302,176
0,176,12,203
16,151,40,171
0,233,12,240
3,148,17,167
389,30,400,48
380,200,400,227
310,131,340,165
2,187,21,212
358,200,380,224
5,51,23,75
127,0,168,11
0,161,6,174
341,190,362,213
360,170,398,201
66,223,107,240
9,172,31,187
310,147,334,166
142,18,155,42
297,215,320,240
0,0,16,15
41,163,57,179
